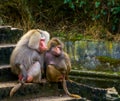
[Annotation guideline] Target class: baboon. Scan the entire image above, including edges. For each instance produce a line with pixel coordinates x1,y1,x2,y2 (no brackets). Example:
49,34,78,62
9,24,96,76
44,38,81,98
10,29,50,97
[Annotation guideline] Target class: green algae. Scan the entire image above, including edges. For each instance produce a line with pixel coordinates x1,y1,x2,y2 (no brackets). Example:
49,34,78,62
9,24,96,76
97,56,120,66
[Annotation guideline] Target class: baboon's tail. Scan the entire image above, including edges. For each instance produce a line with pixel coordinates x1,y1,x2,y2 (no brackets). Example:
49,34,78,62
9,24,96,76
62,77,81,98
10,83,22,97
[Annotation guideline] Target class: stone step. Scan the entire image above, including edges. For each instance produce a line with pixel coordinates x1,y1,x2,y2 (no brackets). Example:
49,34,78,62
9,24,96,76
70,70,120,80
69,70,120,94
69,75,120,94
0,81,84,101
1,65,120,82
0,44,15,65
2,95,84,101
1,65,120,96
0,26,23,44
0,65,120,93
0,80,120,101
0,65,120,100
0,65,17,82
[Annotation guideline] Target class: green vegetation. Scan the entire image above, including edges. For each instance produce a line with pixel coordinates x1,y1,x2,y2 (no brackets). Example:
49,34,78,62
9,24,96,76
0,0,120,41
97,56,120,66
96,56,120,72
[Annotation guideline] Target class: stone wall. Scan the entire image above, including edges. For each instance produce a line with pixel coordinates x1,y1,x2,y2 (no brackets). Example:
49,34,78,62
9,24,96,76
65,40,120,71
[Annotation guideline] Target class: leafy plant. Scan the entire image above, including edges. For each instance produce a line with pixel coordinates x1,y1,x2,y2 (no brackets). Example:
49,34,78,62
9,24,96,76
0,0,120,39
64,0,120,34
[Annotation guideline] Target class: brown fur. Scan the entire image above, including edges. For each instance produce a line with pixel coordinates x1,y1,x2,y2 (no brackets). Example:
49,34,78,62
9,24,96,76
45,38,81,98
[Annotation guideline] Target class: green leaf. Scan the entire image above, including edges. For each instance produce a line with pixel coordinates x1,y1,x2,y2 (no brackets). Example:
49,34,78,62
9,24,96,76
107,2,111,6
95,14,100,19
79,1,86,7
95,1,100,8
64,0,71,4
111,0,115,6
101,9,107,15
70,2,75,9
111,7,120,14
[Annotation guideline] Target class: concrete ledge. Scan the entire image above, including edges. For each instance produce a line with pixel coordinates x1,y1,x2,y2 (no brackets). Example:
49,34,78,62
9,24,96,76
0,81,119,101
70,70,120,80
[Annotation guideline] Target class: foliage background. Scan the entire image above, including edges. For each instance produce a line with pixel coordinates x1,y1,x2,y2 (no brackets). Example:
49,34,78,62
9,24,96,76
0,0,120,41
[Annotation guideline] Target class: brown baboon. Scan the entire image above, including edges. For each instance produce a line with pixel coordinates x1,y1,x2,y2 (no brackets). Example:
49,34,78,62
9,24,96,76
44,38,81,98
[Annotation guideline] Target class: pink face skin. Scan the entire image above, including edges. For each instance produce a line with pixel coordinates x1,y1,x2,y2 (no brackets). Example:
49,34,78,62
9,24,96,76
52,45,62,56
39,39,48,53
